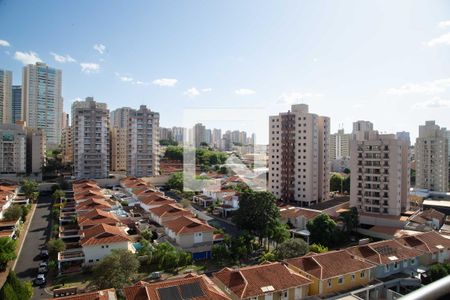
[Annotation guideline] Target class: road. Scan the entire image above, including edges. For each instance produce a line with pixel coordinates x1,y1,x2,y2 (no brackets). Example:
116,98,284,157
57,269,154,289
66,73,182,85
14,194,53,300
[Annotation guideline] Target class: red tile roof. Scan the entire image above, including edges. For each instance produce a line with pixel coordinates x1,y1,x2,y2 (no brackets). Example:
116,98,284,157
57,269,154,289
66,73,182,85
279,206,321,220
74,189,105,201
52,288,117,300
149,203,193,219
80,223,130,246
214,262,310,299
164,216,215,235
77,209,120,227
288,250,375,280
124,274,230,300
76,198,112,211
400,231,450,253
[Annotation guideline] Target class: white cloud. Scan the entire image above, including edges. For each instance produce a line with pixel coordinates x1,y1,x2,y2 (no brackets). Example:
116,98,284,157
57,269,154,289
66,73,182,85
50,52,76,63
114,72,133,82
152,78,177,87
235,88,256,95
438,20,450,28
184,87,200,98
426,32,450,47
0,40,10,47
201,88,212,92
387,78,450,95
134,80,147,86
14,51,42,65
277,91,324,104
93,43,106,54
80,62,100,74
413,98,450,109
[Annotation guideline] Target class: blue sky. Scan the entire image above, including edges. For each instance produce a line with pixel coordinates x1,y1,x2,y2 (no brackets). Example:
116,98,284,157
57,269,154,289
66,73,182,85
1,0,450,144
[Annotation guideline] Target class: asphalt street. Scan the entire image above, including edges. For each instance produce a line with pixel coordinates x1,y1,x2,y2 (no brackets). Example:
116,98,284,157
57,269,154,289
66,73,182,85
15,194,53,300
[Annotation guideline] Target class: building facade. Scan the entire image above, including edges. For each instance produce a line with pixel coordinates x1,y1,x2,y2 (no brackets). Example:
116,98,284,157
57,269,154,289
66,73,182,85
415,121,449,192
0,69,12,124
72,97,110,179
350,128,410,216
269,104,330,206
329,129,351,160
12,85,22,124
61,126,73,164
0,123,26,174
110,127,127,173
22,62,63,148
127,105,159,177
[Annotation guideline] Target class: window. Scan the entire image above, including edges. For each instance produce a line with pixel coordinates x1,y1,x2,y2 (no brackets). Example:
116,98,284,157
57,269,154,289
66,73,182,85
385,264,390,272
351,274,356,281
394,262,399,270
328,280,332,288
411,258,416,265
360,271,366,278
338,277,344,285
89,259,93,263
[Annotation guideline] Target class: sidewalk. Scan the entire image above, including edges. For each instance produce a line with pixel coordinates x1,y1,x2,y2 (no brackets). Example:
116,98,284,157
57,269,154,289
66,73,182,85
0,202,37,289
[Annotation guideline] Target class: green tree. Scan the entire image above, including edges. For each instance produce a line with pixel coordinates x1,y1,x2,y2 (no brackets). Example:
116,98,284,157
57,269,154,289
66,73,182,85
92,249,139,290
0,238,17,270
429,263,450,282
3,205,23,221
307,214,338,247
218,166,228,174
21,205,30,222
47,238,66,257
341,207,359,234
167,172,184,191
164,146,183,161
232,190,280,246
21,180,39,200
270,223,290,249
309,243,328,253
0,271,33,300
160,139,178,146
342,176,350,194
52,189,65,201
259,251,277,263
212,244,230,265
180,198,191,208
276,238,309,259
330,173,344,193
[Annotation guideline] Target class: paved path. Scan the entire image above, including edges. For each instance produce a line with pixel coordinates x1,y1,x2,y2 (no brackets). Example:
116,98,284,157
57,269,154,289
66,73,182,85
15,195,53,300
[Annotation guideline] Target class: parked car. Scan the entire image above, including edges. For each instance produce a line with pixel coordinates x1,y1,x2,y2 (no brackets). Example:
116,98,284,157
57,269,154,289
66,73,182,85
40,249,49,259
38,262,48,273
34,274,46,286
149,271,162,280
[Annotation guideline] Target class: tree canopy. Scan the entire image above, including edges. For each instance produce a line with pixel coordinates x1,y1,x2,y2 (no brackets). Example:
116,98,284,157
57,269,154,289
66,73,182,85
93,249,140,290
340,207,359,234
0,237,17,271
21,180,39,199
47,238,66,257
167,172,184,191
276,238,309,259
0,271,33,300
232,190,280,242
307,214,338,247
330,173,344,193
2,205,23,221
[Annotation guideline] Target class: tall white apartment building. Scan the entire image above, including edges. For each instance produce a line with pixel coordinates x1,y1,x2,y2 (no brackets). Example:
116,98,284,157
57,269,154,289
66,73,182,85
350,126,410,216
171,127,185,143
329,129,351,160
0,124,26,174
110,107,132,129
212,128,222,149
194,123,206,147
127,105,159,177
415,121,449,192
268,104,330,206
26,127,46,175
352,120,374,141
0,69,12,124
72,97,110,179
22,63,63,148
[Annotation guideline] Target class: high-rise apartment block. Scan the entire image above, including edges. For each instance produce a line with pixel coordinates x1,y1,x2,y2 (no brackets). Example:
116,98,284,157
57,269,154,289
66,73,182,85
72,97,110,179
0,123,26,174
61,126,73,164
415,121,449,192
350,124,410,216
127,105,159,177
352,120,374,141
0,69,12,124
171,127,185,143
26,127,46,175
329,129,351,160
269,104,330,206
110,127,127,173
22,63,63,148
194,123,206,147
212,128,222,149
12,85,22,124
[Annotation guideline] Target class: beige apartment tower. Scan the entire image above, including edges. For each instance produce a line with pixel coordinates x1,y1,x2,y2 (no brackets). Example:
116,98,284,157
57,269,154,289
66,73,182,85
0,69,12,124
110,127,127,173
269,104,330,206
0,123,26,174
350,126,410,216
415,121,449,192
72,97,110,179
329,129,351,160
61,126,73,164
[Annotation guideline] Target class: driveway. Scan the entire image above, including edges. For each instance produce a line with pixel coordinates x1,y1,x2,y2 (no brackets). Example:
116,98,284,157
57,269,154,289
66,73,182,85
14,194,53,300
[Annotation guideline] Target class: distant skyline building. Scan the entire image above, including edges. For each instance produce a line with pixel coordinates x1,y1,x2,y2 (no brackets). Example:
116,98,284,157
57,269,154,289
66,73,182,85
22,62,63,148
269,104,330,206
110,107,132,129
60,126,73,164
212,128,222,149
72,97,110,179
12,85,22,124
396,131,411,145
0,123,26,174
0,69,12,124
171,126,185,143
352,120,374,141
194,123,206,147
329,129,351,160
415,121,449,192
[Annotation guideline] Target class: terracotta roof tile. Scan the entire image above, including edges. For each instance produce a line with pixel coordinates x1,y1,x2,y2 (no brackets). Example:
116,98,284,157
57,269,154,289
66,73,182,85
149,203,193,219
80,223,130,246
164,216,215,235
77,209,120,227
124,274,230,300
214,262,310,299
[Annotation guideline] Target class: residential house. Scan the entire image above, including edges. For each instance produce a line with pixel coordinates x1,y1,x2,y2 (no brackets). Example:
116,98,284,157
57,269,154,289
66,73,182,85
406,209,446,231
164,216,215,259
398,231,450,265
139,192,175,212
286,250,375,297
279,206,321,230
51,288,117,300
77,209,121,230
76,198,113,213
346,240,424,279
124,273,230,300
149,203,194,226
213,262,311,300
80,223,135,265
